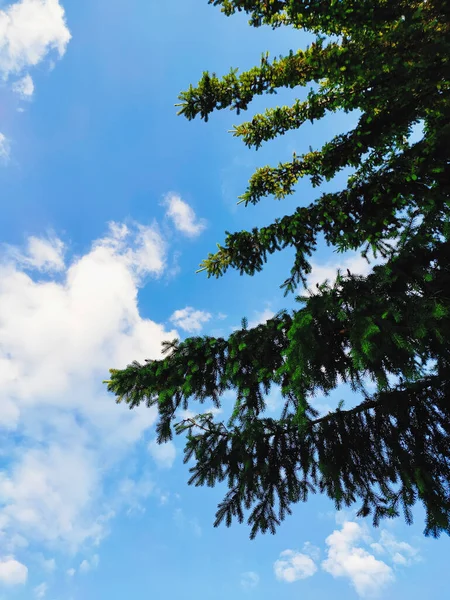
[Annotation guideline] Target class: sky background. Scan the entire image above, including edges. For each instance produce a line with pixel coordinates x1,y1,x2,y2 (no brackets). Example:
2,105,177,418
0,1,449,599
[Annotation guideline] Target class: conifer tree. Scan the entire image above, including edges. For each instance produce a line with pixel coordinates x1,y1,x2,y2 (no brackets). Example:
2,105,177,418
106,0,450,538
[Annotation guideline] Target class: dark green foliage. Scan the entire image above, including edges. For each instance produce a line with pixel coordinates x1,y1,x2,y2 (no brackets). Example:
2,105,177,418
106,0,450,538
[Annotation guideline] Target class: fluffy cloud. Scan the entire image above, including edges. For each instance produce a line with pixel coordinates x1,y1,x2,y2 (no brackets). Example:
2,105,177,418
0,222,177,559
0,556,28,585
0,0,71,79
0,446,104,548
163,193,206,237
169,306,212,333
0,132,10,162
274,549,317,583
272,520,418,596
322,521,394,597
240,571,259,590
148,439,176,469
98,221,167,278
248,307,275,329
12,72,34,97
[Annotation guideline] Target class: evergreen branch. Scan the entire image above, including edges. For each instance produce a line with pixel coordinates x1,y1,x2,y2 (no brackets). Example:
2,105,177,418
208,0,412,31
197,128,449,288
107,0,450,538
176,41,348,121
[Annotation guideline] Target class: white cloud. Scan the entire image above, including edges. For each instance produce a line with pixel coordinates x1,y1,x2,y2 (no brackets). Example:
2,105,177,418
370,530,420,566
66,568,75,577
148,439,176,469
240,571,259,590
79,554,99,574
0,556,28,586
12,72,34,97
0,132,10,162
308,252,374,291
274,549,317,583
0,222,177,555
95,221,167,278
248,307,274,329
34,582,48,598
169,306,212,333
163,193,206,237
0,446,105,548
5,234,65,272
0,0,71,79
322,521,394,597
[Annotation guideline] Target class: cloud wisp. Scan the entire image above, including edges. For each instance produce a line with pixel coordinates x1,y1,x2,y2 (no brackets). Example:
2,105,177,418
169,306,212,333
163,193,206,238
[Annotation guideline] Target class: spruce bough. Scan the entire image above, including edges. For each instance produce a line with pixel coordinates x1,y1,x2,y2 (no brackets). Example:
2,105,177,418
106,1,450,538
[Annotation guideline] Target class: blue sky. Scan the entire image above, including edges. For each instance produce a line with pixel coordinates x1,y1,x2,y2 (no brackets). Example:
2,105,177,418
0,1,449,599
